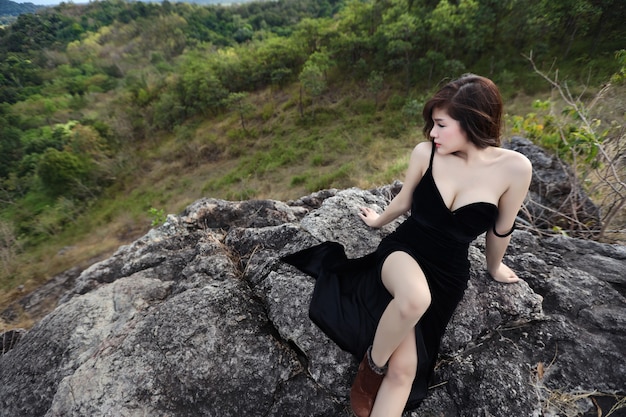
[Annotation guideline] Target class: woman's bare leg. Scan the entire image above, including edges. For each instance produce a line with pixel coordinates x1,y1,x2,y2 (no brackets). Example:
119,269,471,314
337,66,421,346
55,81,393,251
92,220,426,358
350,251,429,417
369,251,431,368
370,332,417,417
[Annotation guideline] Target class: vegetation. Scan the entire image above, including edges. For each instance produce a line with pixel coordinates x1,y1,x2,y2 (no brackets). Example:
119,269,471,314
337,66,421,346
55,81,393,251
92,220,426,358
0,0,43,26
511,52,626,240
0,0,624,327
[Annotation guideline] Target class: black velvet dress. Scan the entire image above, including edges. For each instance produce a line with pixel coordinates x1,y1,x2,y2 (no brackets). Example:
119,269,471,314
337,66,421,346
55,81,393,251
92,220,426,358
282,144,499,410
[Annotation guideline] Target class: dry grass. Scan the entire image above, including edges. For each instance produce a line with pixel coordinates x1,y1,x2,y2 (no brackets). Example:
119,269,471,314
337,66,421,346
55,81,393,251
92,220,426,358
537,387,626,417
531,352,626,417
0,214,147,331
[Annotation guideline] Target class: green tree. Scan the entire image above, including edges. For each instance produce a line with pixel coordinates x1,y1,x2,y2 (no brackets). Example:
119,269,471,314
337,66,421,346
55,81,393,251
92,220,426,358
176,57,229,117
537,0,601,58
224,92,254,132
293,17,334,55
249,35,305,86
231,14,254,43
2,54,42,91
331,1,380,77
419,0,481,83
307,49,334,81
37,148,89,198
0,104,23,178
0,125,22,178
139,15,187,59
270,67,293,89
299,62,326,118
67,123,115,185
377,9,423,92
151,91,186,131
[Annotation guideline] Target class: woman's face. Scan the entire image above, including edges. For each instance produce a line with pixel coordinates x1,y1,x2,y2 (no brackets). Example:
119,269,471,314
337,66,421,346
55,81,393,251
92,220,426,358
429,107,469,154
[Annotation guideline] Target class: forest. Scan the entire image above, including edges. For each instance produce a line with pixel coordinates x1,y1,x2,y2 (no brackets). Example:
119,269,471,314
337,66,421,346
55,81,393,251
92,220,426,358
0,0,625,323
0,0,42,25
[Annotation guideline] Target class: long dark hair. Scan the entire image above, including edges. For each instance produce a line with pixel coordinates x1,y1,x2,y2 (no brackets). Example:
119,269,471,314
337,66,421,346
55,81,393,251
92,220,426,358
422,74,503,148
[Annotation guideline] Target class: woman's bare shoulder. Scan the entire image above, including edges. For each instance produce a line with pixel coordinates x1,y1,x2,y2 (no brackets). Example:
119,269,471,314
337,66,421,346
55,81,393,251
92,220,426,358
402,141,433,180
413,140,433,159
492,148,532,195
496,147,532,175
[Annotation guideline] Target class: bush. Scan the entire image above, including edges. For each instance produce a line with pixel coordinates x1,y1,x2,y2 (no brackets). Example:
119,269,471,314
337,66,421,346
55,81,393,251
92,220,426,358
36,148,89,198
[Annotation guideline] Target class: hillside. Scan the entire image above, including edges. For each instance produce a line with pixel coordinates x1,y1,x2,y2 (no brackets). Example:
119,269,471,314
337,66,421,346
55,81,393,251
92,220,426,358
0,0,625,330
0,0,43,25
0,0,42,15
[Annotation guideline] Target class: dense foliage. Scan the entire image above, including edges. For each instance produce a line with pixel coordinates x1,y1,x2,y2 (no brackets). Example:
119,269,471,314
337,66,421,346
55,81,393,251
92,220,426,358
0,0,624,290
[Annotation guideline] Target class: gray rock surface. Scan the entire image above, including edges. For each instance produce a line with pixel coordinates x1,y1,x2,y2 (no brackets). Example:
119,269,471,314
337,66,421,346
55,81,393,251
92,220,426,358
504,136,602,233
1,185,624,417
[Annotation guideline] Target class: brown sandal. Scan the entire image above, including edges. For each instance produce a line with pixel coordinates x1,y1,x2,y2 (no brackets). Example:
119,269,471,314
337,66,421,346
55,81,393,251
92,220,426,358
350,346,388,417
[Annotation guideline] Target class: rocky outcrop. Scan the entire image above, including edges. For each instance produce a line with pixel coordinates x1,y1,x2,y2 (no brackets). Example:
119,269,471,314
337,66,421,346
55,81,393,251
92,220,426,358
0,137,624,416
504,136,601,233
0,182,624,416
0,265,82,325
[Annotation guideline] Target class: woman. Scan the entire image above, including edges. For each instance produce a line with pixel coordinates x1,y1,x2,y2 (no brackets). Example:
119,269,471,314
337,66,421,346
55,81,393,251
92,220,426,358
283,74,532,416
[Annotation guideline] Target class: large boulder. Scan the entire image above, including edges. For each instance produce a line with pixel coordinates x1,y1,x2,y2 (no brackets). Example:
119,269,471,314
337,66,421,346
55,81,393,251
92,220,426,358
1,185,624,417
504,136,602,233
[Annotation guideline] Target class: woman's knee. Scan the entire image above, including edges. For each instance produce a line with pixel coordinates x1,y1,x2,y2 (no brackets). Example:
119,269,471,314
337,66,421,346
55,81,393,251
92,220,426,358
396,290,431,321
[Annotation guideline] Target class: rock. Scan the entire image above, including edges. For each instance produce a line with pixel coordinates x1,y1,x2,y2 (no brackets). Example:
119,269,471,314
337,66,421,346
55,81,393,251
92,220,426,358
0,265,82,325
179,197,308,229
0,138,626,417
0,328,25,355
504,136,602,233
45,279,302,417
1,187,624,416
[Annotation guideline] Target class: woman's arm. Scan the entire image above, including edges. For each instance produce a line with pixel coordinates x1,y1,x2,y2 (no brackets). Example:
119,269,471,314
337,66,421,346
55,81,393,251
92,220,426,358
486,152,533,283
359,142,431,228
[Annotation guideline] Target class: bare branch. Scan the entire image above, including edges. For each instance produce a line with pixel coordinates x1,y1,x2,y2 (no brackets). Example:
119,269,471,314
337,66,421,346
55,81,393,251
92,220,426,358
522,53,626,241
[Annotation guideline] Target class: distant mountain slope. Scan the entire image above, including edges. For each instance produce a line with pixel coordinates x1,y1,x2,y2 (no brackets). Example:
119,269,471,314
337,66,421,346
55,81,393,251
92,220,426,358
169,0,268,4
0,0,43,17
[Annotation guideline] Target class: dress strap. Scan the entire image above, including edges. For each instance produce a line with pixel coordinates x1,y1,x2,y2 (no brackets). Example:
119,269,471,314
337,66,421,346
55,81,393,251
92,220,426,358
428,141,436,169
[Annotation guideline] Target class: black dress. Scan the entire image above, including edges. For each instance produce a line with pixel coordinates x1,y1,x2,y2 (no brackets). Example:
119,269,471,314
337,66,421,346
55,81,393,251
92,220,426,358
282,143,499,410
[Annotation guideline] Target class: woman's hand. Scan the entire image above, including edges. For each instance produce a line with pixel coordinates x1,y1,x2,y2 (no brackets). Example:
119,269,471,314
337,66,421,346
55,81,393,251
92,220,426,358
489,262,520,283
358,207,381,228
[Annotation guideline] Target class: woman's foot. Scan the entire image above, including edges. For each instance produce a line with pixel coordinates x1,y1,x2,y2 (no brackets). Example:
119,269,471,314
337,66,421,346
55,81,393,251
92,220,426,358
350,346,388,417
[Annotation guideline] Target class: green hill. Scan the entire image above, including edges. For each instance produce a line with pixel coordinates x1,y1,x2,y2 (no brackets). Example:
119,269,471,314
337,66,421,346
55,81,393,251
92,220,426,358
0,0,43,16
0,0,43,25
